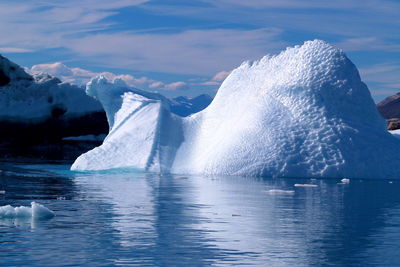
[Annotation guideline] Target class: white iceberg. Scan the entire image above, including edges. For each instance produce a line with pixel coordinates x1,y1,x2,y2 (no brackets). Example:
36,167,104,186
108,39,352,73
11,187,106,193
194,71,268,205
71,40,400,179
0,202,55,219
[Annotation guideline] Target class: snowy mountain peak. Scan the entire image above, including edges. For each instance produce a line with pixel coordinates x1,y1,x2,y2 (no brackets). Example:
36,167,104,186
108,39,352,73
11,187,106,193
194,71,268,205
31,62,73,77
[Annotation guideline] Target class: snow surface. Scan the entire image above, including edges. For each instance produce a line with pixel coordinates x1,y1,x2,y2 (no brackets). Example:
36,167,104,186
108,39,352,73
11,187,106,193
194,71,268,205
0,202,54,219
72,40,400,179
0,55,102,121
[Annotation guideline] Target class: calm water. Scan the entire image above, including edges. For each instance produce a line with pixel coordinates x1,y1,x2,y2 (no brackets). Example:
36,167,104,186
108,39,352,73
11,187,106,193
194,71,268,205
1,161,400,266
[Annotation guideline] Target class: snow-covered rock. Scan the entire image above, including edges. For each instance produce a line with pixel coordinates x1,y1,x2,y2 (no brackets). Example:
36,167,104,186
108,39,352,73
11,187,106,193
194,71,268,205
72,40,400,179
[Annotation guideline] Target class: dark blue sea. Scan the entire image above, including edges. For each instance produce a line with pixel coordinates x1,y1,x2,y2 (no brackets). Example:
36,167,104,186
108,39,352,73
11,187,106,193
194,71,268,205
1,160,400,266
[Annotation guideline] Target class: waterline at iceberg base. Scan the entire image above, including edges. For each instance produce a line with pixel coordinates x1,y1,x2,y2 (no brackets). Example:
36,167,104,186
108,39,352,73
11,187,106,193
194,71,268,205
71,40,400,179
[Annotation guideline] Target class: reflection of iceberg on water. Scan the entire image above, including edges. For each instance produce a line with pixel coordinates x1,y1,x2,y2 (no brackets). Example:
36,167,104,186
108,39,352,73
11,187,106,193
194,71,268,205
71,40,400,179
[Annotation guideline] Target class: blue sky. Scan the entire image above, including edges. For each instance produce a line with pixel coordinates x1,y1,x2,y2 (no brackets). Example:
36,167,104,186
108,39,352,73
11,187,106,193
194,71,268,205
0,0,399,101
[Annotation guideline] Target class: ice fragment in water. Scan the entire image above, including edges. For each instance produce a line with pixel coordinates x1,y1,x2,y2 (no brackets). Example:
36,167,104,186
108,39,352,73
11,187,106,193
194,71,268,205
0,202,54,219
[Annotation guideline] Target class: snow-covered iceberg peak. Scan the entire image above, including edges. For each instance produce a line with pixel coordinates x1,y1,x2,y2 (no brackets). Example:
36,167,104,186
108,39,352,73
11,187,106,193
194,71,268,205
72,40,400,179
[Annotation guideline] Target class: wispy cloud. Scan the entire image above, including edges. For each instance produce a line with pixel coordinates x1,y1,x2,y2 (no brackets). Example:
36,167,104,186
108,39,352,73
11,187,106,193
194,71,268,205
0,47,34,53
201,70,231,85
360,64,400,86
163,81,190,91
145,0,400,51
359,63,400,99
201,0,400,11
0,0,149,51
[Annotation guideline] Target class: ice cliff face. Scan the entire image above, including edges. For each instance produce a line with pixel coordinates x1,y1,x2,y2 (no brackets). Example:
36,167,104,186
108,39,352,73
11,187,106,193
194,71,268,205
72,40,400,179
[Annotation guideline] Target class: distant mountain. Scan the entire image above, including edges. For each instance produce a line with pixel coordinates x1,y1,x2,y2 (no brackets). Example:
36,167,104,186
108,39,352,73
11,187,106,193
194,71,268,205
169,94,213,117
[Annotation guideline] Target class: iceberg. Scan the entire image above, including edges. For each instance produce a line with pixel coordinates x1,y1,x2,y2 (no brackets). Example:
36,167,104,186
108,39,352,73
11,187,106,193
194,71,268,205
0,202,55,219
72,40,400,179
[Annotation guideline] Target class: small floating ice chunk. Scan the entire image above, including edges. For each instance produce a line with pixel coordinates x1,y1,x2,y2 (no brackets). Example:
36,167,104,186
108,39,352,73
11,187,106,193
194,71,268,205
341,178,350,184
31,202,55,219
264,189,295,194
0,190,5,194
294,184,318,188
0,202,54,219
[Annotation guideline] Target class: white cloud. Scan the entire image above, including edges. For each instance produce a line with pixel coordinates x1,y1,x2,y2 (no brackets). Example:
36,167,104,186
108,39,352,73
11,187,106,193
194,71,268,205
163,81,189,91
149,81,165,89
212,71,231,82
359,63,400,100
200,70,231,85
28,62,189,91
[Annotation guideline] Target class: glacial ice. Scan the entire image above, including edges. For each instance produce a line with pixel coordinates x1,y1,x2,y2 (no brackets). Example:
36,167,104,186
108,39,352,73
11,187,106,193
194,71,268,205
0,202,55,219
71,40,400,179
